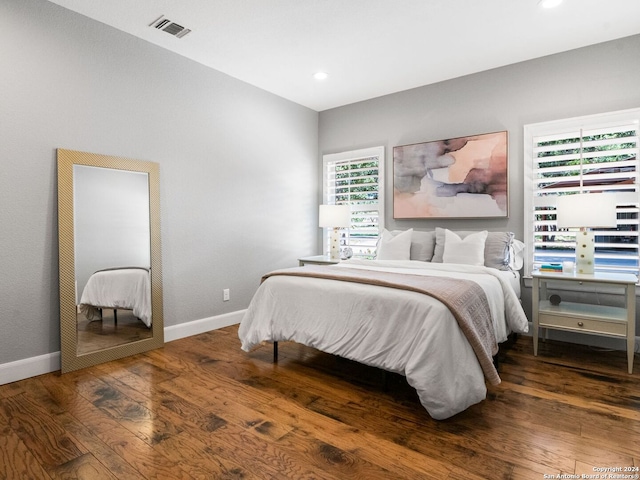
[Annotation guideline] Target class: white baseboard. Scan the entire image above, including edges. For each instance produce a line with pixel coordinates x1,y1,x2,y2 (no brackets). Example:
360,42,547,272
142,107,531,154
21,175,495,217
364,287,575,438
163,310,245,342
0,352,62,386
0,310,246,386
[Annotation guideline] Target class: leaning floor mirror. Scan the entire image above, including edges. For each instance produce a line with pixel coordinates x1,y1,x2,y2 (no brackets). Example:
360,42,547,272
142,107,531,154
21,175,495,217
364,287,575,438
58,148,164,373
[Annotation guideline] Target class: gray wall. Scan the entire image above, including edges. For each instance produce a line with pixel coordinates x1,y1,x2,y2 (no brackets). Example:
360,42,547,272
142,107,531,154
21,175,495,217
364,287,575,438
319,34,640,339
1,0,638,368
0,0,318,365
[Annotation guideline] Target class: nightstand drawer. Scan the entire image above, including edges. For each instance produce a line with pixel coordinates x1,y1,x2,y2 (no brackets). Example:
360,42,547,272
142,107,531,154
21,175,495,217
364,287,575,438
538,312,627,336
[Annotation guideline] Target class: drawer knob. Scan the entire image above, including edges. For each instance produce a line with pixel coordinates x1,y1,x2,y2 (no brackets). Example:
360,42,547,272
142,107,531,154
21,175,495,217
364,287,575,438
577,322,584,327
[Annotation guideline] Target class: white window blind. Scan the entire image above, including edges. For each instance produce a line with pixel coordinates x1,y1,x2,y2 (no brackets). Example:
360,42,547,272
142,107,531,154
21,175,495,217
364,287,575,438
323,146,385,259
524,109,640,277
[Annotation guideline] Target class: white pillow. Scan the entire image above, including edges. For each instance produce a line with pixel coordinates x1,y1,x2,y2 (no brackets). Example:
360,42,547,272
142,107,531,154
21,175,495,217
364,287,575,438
377,228,413,260
442,229,488,266
509,239,525,270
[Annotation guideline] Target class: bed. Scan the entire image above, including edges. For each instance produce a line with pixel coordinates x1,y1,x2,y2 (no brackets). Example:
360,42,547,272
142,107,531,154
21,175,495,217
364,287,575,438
238,228,529,420
79,267,152,328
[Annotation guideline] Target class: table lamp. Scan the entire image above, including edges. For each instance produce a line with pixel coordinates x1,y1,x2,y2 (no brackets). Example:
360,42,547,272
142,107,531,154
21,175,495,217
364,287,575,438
319,204,350,260
556,193,617,274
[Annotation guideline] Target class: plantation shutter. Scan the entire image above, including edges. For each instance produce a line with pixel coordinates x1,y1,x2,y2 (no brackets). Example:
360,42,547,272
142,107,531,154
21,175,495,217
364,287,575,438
323,147,385,259
531,123,639,275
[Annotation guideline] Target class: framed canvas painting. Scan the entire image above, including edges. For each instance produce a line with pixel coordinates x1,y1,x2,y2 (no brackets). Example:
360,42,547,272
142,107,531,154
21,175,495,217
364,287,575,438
393,131,508,219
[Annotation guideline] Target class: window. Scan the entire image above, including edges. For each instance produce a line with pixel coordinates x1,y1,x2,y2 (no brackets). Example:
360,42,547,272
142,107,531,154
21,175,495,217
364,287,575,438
524,108,640,278
323,146,384,259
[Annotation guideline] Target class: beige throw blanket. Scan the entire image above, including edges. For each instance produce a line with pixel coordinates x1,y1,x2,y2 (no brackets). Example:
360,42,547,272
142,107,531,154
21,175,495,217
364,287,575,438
262,265,501,385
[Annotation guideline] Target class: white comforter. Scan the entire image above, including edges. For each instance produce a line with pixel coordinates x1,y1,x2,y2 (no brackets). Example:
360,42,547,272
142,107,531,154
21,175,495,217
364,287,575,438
239,259,528,419
79,268,152,327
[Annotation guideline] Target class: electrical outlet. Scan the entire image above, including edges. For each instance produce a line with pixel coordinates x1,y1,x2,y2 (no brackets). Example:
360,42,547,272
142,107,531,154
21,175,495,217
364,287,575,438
223,288,230,302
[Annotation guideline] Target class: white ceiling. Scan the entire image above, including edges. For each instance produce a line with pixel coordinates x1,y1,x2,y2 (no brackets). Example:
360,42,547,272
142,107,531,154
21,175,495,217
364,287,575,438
47,0,640,112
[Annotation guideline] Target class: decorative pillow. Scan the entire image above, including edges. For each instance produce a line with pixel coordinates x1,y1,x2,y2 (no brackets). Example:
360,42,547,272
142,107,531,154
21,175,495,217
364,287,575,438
442,229,488,266
484,231,515,270
376,228,412,260
390,229,436,261
432,228,515,270
509,239,525,270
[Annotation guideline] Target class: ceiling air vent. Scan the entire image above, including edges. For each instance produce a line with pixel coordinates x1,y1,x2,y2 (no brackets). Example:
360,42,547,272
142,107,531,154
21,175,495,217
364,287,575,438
149,15,191,39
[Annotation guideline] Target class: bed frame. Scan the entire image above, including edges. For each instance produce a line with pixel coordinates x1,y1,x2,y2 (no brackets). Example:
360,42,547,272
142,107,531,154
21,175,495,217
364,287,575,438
271,334,519,372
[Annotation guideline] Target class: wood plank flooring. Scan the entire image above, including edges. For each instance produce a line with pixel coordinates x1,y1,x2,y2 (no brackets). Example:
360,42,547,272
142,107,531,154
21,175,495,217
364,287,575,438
76,309,152,356
1,326,638,479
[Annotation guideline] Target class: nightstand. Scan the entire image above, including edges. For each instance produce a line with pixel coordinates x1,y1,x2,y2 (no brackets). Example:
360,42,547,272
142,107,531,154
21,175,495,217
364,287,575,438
532,271,637,374
298,255,340,266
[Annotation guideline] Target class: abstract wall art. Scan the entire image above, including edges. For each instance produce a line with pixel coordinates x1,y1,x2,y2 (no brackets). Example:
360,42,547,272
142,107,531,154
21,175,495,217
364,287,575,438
393,131,508,219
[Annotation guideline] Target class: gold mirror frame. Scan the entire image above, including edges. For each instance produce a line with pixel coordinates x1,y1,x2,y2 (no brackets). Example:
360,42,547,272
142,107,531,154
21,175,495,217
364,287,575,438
58,148,164,373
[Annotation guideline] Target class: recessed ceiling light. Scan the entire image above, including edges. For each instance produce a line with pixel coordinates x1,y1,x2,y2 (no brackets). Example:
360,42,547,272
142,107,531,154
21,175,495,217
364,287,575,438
539,0,563,8
313,71,328,81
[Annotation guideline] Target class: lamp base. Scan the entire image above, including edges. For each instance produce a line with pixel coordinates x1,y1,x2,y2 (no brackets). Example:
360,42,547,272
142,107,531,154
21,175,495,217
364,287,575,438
575,230,595,274
329,227,341,261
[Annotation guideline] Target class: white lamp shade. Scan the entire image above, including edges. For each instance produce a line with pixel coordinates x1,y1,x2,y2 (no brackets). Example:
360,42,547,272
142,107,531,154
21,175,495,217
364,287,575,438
319,204,351,228
556,193,617,229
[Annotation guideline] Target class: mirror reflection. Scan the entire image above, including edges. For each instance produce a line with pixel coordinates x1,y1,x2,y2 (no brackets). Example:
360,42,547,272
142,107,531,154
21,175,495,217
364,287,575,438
74,165,153,355
58,149,164,373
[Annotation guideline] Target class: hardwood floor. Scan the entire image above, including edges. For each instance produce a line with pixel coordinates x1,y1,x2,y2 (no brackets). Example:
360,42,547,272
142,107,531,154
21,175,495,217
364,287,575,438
77,309,152,355
1,325,638,479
